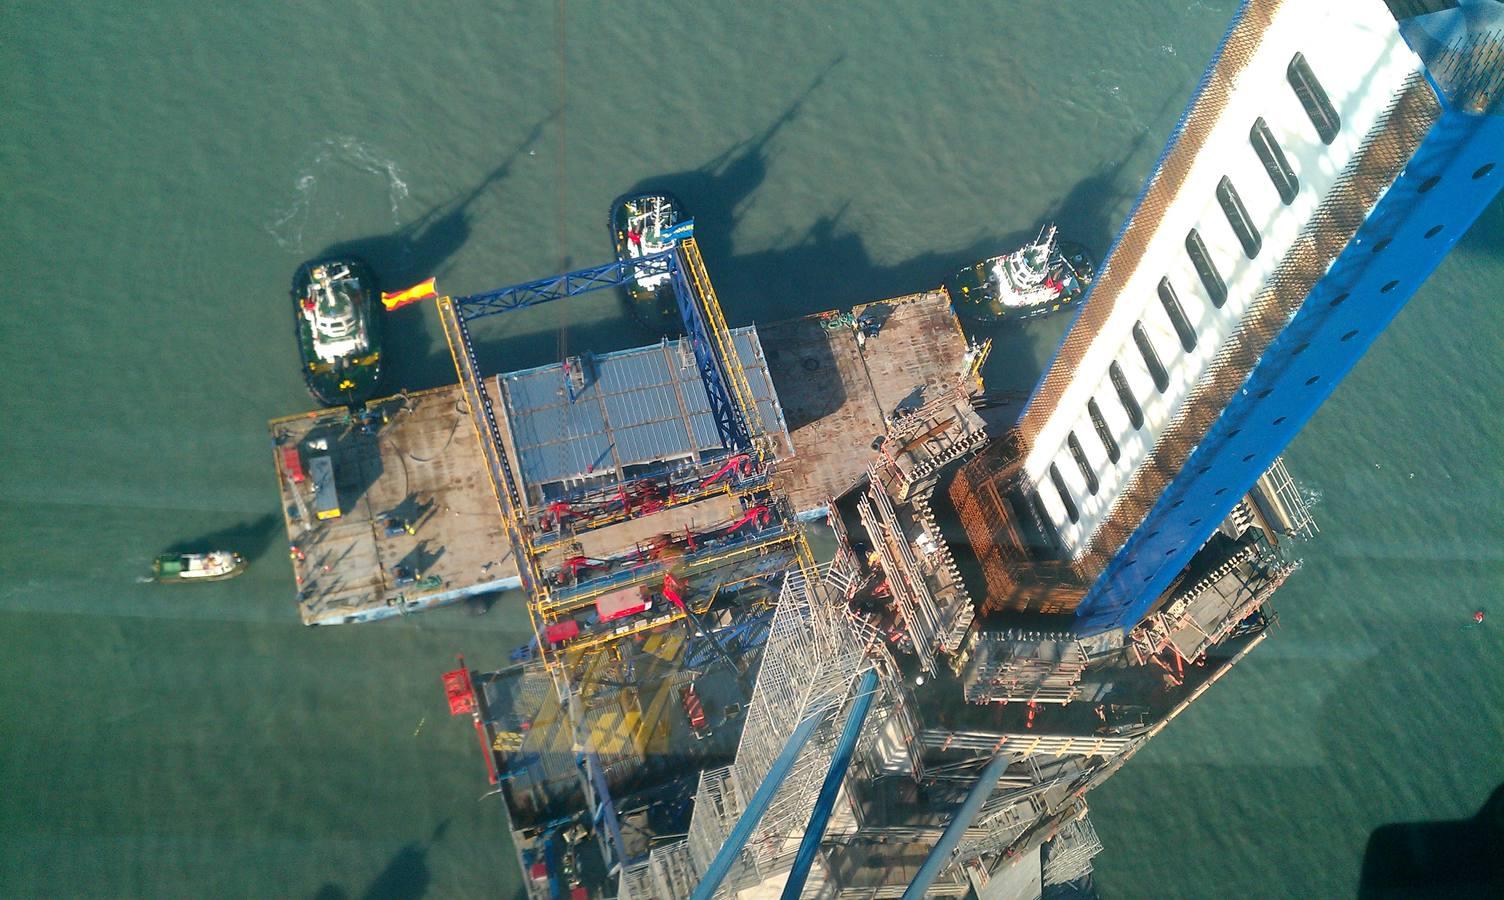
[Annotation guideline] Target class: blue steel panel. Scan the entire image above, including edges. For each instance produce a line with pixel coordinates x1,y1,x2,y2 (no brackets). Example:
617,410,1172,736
677,373,713,415
600,386,654,427
614,422,693,464
503,371,571,414
688,414,722,451
1075,105,1504,635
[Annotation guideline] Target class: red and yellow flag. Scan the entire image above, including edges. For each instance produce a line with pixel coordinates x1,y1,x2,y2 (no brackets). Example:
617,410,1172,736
380,277,438,310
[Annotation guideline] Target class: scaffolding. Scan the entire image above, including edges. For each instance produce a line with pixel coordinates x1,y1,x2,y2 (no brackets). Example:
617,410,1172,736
1041,815,1103,886
962,636,1088,705
1252,455,1319,539
672,561,879,893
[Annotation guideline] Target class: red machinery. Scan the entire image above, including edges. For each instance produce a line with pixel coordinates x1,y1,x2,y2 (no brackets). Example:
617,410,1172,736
722,503,771,535
699,453,754,489
548,555,610,586
680,682,710,738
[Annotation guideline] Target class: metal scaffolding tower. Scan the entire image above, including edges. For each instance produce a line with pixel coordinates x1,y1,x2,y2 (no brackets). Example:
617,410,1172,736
1041,816,1103,887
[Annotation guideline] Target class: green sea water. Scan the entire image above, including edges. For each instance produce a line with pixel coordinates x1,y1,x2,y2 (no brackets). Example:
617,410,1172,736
2,2,1500,897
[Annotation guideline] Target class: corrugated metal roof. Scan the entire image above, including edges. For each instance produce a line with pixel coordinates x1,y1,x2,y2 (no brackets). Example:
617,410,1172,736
498,327,790,494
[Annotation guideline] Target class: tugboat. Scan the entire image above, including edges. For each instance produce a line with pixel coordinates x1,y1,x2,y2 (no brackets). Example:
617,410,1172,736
945,225,1095,323
611,193,687,335
151,551,246,584
293,258,382,407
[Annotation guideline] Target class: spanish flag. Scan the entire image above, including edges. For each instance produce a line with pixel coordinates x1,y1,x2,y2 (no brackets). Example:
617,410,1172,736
381,278,438,311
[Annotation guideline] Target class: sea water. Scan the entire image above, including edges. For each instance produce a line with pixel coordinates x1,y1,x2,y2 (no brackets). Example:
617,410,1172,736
2,1,1500,897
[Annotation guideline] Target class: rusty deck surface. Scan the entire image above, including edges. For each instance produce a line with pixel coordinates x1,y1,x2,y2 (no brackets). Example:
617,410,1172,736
269,387,516,625
762,290,974,513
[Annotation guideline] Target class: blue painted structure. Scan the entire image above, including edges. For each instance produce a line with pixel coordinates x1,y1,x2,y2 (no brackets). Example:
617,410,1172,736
900,751,1014,900
451,244,753,453
691,706,834,900
670,248,753,453
781,669,880,900
1075,37,1504,635
497,327,786,496
452,251,674,319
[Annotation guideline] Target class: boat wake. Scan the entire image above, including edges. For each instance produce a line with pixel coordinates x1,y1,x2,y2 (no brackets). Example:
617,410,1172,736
266,136,410,252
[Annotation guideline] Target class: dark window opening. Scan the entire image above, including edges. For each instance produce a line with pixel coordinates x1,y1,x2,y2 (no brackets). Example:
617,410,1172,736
1067,433,1099,495
1424,225,1443,239
1110,362,1144,429
1157,277,1197,352
1287,52,1340,144
1250,118,1299,204
1087,399,1120,463
1133,322,1171,393
1049,464,1079,524
1329,293,1349,307
1418,176,1440,193
1185,229,1227,307
1474,163,1495,179
1024,490,1061,553
1217,176,1262,259
1381,280,1399,293
1341,329,1358,341
1372,238,1392,253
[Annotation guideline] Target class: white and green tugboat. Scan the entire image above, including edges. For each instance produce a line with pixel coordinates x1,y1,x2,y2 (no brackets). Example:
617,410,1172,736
151,551,246,584
946,224,1095,323
611,193,687,335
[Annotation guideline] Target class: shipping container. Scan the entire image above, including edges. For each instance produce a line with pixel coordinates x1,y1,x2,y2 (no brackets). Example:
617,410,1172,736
280,445,305,483
596,585,650,623
309,455,340,520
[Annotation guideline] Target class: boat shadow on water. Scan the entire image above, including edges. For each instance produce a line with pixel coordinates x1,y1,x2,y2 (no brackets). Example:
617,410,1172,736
161,512,281,565
592,63,1157,404
312,820,451,900
309,116,555,396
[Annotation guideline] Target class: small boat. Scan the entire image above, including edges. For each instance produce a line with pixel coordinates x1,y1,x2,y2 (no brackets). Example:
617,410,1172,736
945,224,1096,323
611,193,687,335
151,551,246,584
293,258,382,407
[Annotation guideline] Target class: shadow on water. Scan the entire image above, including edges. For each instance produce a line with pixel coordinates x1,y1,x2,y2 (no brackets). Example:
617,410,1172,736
163,513,280,563
1359,782,1504,898
396,63,1153,396
311,117,554,394
313,820,451,900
